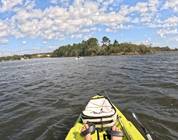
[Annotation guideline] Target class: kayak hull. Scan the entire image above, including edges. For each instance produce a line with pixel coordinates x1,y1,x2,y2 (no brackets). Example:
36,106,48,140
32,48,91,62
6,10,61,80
65,95,145,140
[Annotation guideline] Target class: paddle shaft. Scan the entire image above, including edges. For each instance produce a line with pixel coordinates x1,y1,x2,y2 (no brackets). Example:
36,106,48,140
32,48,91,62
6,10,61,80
132,113,153,140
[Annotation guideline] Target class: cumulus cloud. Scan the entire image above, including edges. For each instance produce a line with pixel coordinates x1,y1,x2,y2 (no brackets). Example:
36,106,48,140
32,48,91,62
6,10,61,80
154,16,178,38
0,20,9,36
162,0,178,12
7,0,130,40
157,28,178,37
0,0,177,44
164,16,178,27
148,0,159,12
0,20,9,44
0,0,23,12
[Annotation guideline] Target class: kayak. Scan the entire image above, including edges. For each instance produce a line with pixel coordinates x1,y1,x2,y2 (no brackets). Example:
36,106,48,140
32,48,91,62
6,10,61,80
65,95,146,140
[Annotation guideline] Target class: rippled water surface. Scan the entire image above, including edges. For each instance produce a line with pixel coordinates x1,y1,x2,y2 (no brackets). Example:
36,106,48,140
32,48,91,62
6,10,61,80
0,52,178,140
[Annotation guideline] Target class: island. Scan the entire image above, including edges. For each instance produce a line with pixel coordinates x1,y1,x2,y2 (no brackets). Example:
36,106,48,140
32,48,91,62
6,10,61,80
0,36,177,62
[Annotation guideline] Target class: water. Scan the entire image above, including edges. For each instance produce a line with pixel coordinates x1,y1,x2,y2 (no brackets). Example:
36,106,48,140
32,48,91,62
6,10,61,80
0,52,178,140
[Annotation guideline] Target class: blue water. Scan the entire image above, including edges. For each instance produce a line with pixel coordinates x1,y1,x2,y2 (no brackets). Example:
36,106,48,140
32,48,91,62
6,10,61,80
0,52,178,140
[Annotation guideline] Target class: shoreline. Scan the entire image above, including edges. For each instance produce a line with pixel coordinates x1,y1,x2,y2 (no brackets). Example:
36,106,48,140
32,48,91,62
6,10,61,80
1,37,178,63
1,51,177,63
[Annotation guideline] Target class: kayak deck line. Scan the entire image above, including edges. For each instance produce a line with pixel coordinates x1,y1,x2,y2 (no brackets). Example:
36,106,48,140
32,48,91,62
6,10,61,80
65,95,146,140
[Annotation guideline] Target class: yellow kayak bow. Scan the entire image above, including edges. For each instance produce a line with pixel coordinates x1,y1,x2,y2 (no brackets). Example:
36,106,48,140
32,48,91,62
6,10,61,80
66,95,146,140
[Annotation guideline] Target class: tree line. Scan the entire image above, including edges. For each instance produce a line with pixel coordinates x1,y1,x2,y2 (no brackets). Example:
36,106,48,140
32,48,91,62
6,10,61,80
0,36,177,62
52,36,175,57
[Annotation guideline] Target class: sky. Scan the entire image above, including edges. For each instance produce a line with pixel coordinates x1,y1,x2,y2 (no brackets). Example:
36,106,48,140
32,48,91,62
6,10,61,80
0,0,178,56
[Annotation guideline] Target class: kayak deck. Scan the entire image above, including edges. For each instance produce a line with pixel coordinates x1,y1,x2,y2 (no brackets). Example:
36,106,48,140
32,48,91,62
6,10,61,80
65,95,145,140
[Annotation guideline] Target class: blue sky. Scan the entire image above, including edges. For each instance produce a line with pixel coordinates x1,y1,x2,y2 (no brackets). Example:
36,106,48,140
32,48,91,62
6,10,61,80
0,0,178,56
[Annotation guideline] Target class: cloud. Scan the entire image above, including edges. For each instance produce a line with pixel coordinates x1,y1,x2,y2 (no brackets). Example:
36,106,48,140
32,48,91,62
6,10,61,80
8,0,129,40
22,40,27,44
154,16,178,38
42,40,48,44
0,0,23,12
164,16,178,27
157,28,178,38
0,20,9,36
0,38,8,44
162,0,178,12
148,0,159,12
0,20,9,44
50,0,70,5
0,0,177,45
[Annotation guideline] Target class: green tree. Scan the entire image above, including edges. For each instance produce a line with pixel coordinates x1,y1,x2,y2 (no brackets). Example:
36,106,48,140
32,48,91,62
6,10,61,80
113,40,119,47
50,37,172,57
102,36,110,46
86,38,98,47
